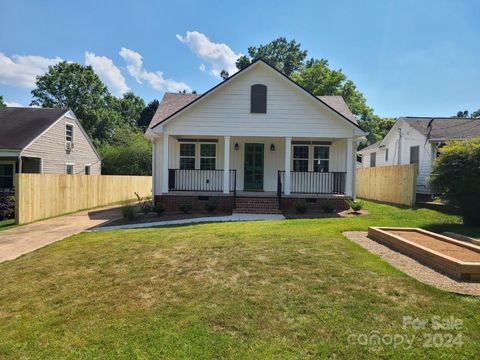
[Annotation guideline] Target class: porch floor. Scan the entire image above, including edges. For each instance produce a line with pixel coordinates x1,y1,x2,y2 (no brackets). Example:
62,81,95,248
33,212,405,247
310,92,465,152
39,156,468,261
165,191,350,199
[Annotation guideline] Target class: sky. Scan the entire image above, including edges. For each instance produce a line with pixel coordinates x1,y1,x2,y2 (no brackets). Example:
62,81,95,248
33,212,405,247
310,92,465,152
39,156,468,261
0,0,479,118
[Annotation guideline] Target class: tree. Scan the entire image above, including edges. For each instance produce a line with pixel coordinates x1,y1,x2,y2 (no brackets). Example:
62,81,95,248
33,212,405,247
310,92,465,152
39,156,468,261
429,137,480,225
220,70,229,80
455,109,480,118
0,95,6,108
137,99,160,131
235,37,307,76
31,61,115,142
456,110,469,118
99,127,152,175
107,92,145,128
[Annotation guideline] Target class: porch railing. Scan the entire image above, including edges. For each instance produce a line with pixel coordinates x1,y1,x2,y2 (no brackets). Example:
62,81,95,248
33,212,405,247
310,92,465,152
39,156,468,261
168,169,237,193
278,171,346,194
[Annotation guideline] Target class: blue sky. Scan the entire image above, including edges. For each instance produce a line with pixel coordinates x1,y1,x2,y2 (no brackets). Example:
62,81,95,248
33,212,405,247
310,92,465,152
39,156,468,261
0,0,479,117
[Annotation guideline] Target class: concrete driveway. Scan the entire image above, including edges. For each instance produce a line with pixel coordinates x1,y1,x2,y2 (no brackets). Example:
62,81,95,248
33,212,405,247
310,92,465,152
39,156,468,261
0,205,122,263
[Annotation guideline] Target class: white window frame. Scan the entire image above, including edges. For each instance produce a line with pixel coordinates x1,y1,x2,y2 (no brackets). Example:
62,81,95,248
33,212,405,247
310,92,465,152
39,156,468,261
179,141,217,170
65,162,74,175
313,145,330,173
84,164,91,175
292,145,309,172
65,122,74,143
292,144,331,172
0,161,16,189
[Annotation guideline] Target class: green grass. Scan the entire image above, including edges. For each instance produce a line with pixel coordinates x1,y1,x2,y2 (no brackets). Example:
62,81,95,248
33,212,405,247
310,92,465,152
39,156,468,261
1,201,479,359
0,219,15,231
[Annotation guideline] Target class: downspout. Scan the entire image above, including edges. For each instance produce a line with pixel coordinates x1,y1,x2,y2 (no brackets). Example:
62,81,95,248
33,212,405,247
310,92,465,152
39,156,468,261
397,128,402,164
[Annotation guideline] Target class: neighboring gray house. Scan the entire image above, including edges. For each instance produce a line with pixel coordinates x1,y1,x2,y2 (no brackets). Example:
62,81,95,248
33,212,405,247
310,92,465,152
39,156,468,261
358,117,480,194
0,107,101,192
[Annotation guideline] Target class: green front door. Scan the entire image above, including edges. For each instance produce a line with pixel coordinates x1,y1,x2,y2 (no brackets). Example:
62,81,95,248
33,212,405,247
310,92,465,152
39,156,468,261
244,143,264,190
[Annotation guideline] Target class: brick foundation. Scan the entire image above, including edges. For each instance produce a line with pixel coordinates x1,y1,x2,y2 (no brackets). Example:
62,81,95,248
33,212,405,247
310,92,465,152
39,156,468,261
155,194,234,214
281,197,350,213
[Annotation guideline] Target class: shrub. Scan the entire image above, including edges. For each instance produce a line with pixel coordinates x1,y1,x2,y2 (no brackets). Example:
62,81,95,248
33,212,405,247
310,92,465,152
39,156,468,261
135,192,152,214
294,200,307,214
178,203,193,214
0,195,15,220
121,204,136,221
429,137,480,225
321,200,335,213
346,199,364,213
152,203,165,215
204,199,219,212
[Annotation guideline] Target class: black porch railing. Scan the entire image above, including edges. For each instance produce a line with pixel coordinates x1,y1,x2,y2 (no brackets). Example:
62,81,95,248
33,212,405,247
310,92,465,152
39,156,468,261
278,171,346,194
168,169,237,193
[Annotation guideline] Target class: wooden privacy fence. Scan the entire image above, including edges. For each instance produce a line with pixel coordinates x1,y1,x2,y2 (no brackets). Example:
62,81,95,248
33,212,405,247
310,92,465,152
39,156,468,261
356,164,417,206
15,174,152,224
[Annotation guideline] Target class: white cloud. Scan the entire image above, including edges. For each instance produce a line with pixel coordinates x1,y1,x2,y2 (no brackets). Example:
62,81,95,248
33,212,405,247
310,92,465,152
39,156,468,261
176,31,241,78
199,63,206,72
0,53,62,88
85,52,129,96
119,47,191,92
5,101,23,107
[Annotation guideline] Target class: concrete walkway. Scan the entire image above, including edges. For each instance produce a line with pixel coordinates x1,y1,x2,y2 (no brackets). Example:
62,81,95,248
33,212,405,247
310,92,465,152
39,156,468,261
0,206,122,263
91,213,286,232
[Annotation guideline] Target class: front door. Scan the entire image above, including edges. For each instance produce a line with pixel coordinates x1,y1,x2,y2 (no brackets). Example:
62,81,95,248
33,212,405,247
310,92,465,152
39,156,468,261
244,143,264,190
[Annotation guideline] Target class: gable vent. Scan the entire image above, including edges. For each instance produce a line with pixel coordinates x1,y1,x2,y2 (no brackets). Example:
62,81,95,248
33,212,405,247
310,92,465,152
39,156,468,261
250,84,267,113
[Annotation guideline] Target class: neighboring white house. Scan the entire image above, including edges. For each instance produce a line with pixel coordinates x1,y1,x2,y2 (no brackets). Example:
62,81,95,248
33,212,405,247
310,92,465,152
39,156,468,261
0,108,101,193
357,117,480,194
145,59,366,213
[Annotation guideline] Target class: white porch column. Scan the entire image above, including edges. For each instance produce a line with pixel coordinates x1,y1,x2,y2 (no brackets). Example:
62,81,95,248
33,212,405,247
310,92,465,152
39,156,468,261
223,136,230,193
161,133,169,193
346,137,353,197
284,137,292,195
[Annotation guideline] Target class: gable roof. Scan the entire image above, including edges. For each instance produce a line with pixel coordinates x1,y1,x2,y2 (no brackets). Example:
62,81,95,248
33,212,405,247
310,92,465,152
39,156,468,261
0,107,69,150
149,93,200,129
149,59,363,131
401,117,480,141
358,141,381,152
317,96,358,125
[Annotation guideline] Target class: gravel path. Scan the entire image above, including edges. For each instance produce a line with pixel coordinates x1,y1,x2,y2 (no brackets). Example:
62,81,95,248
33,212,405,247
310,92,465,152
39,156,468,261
343,231,480,297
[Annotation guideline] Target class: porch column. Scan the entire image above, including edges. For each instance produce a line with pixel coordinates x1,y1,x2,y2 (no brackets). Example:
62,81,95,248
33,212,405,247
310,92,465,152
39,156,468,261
345,137,353,197
161,133,169,193
284,137,291,195
223,136,230,193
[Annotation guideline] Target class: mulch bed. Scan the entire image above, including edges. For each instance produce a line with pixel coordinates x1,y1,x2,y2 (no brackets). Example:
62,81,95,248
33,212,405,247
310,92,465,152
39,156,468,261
343,231,480,296
389,230,480,262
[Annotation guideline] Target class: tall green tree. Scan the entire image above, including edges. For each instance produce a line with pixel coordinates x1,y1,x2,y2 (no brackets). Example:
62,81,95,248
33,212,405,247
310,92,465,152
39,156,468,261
0,95,6,108
455,109,480,118
31,61,116,142
137,99,160,131
235,37,307,76
107,92,145,128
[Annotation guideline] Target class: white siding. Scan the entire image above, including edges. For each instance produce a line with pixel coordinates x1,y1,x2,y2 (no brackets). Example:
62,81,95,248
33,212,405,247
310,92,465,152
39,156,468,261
163,65,356,138
359,120,433,193
22,113,101,175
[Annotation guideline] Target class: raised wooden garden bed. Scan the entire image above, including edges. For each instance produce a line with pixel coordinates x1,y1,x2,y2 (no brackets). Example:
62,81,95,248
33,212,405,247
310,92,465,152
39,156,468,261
368,227,480,281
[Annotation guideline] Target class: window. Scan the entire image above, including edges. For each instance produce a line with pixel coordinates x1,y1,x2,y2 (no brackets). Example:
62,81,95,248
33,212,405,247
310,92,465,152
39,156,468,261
200,143,216,170
66,164,74,174
410,146,419,173
293,146,309,172
0,164,14,189
314,146,329,172
370,152,376,167
180,143,195,170
385,148,389,162
84,165,91,175
65,124,74,142
250,84,267,113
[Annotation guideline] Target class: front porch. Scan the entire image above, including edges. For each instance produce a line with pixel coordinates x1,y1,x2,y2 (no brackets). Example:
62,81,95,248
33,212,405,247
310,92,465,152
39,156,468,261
153,134,355,213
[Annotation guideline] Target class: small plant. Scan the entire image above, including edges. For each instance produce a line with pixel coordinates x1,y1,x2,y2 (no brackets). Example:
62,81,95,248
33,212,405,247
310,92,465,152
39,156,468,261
121,202,136,221
321,200,335,213
204,198,219,212
152,203,165,215
346,199,364,213
135,192,152,214
178,202,193,214
294,200,308,214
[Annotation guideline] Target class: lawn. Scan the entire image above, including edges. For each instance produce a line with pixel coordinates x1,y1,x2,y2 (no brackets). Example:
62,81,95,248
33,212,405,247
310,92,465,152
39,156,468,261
0,219,15,232
0,201,479,359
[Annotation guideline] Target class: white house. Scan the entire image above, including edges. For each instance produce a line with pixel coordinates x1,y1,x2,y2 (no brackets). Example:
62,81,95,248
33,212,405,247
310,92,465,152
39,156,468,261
358,116,480,195
146,59,366,213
